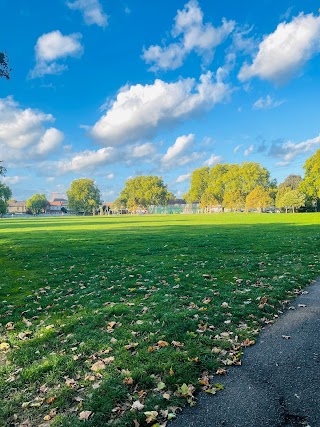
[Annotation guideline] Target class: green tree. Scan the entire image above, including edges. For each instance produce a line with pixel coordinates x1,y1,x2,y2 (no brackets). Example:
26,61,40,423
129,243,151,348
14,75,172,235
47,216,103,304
184,167,209,203
0,182,12,216
223,189,245,211
246,186,273,212
26,194,49,215
0,52,11,80
299,150,320,211
240,162,271,195
0,161,6,176
203,164,230,210
276,175,302,211
277,190,306,213
119,176,172,212
67,179,101,215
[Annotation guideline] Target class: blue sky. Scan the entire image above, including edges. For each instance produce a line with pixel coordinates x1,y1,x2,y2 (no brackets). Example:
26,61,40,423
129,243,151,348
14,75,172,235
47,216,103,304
0,0,319,202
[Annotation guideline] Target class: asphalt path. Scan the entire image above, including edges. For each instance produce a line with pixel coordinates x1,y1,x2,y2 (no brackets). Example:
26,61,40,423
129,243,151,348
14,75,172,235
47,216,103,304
171,279,320,427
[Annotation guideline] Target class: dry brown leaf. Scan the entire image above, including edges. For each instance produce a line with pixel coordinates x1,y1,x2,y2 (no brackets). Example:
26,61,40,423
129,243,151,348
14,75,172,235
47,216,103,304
123,377,134,385
79,410,93,420
91,361,106,371
157,340,169,347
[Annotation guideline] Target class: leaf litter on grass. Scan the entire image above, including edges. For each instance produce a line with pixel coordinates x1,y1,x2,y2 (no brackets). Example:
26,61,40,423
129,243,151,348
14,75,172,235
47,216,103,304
0,214,319,426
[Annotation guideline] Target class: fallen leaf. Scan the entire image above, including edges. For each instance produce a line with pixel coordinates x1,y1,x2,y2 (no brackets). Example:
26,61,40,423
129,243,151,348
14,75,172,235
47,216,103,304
79,411,93,420
144,411,158,423
216,368,227,375
125,342,139,350
131,400,144,411
0,342,10,351
91,361,106,371
157,340,169,347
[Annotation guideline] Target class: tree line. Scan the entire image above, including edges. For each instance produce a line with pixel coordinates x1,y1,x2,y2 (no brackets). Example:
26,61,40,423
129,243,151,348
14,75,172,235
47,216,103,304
1,151,319,216
184,150,319,212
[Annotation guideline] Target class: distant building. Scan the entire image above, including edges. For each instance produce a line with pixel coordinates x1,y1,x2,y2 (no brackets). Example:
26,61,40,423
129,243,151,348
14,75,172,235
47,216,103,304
7,201,27,214
47,198,68,214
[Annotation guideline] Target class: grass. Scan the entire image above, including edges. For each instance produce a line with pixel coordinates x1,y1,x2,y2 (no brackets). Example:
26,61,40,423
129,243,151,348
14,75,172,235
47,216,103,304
0,213,320,427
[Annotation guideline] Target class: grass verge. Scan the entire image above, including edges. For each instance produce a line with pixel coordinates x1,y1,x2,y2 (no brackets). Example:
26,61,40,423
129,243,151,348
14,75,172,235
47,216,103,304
0,213,319,426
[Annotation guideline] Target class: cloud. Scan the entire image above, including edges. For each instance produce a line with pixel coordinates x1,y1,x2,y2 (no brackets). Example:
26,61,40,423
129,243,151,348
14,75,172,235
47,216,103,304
238,13,320,84
142,0,235,71
1,175,28,185
91,70,230,145
66,0,108,27
244,144,254,156
53,147,115,174
253,95,285,110
33,128,64,156
132,143,157,158
233,144,243,154
230,26,257,55
0,96,64,162
270,135,320,165
176,173,191,183
204,153,223,166
162,134,195,164
106,173,114,180
30,30,83,78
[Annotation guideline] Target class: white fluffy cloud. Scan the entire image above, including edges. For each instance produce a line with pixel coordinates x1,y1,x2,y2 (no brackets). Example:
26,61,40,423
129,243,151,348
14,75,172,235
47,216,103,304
272,135,320,166
66,0,108,27
0,97,64,162
53,147,115,174
132,143,157,158
176,173,191,183
30,30,83,78
204,153,223,166
34,128,64,156
253,95,285,110
91,71,230,145
142,0,235,71
162,134,195,164
238,13,320,84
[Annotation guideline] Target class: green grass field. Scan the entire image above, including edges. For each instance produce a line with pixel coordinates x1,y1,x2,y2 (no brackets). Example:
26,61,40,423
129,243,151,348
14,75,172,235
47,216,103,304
1,213,320,427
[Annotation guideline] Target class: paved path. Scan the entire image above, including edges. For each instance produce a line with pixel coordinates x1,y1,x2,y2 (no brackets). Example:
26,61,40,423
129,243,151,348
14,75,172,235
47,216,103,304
171,280,320,427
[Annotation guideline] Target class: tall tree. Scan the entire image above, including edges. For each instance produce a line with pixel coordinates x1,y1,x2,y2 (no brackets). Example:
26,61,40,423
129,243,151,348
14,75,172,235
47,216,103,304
67,179,101,215
276,174,303,211
223,189,245,211
184,167,210,203
277,190,306,213
0,52,11,80
118,176,173,212
0,161,6,177
246,186,273,212
0,183,12,216
299,150,320,210
26,194,49,215
204,164,230,210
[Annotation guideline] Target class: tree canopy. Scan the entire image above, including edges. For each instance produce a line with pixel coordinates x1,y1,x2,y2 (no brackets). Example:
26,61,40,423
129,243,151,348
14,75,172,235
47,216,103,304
67,179,101,214
0,52,11,80
246,186,273,212
185,162,273,210
116,176,173,212
299,149,320,209
0,161,6,177
26,194,49,215
0,183,12,216
276,189,306,213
